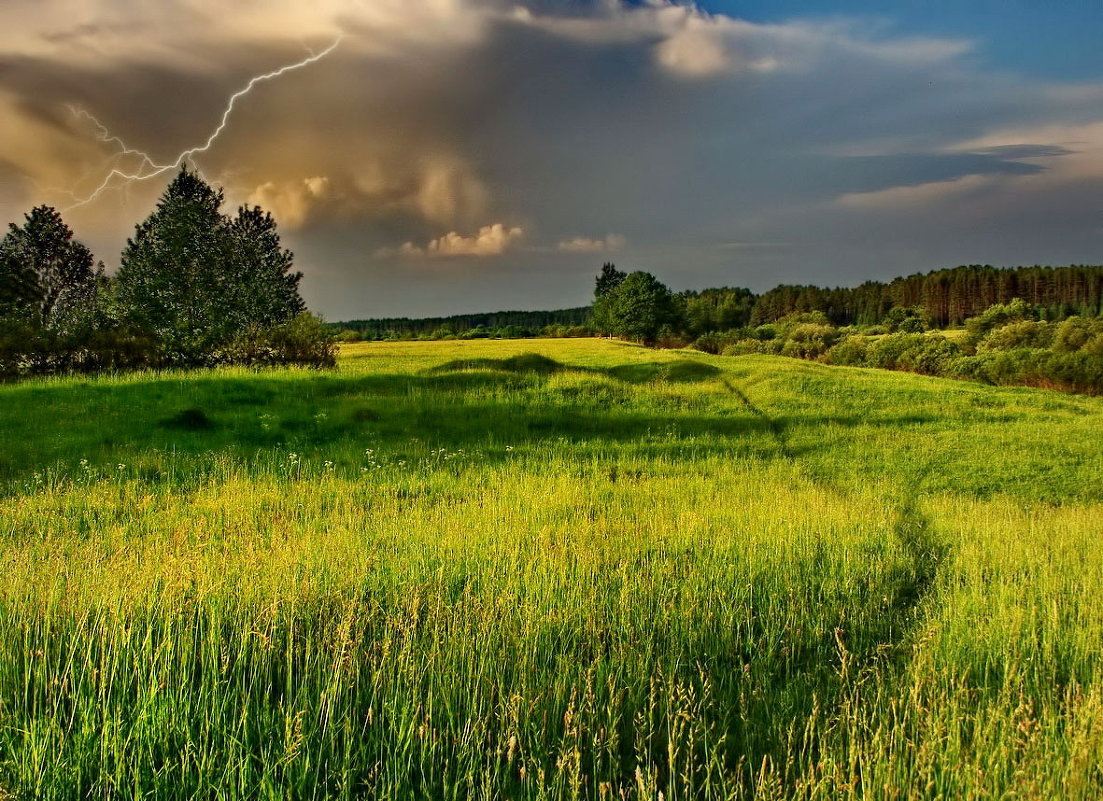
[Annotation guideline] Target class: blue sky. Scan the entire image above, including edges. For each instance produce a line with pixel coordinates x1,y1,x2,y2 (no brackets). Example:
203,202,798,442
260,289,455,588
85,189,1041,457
707,0,1103,79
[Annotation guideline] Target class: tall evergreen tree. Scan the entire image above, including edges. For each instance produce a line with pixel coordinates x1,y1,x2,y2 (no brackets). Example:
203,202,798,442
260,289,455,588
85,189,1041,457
117,166,305,364
224,205,304,330
0,206,95,326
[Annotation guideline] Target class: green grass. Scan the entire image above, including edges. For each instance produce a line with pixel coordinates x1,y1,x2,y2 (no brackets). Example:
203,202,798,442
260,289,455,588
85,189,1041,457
0,338,1100,799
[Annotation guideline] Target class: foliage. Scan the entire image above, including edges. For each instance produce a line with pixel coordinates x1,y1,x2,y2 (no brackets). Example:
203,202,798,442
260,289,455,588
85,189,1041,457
594,261,627,298
680,286,756,336
716,300,1101,394
780,323,839,359
883,305,930,333
692,329,747,355
964,297,1038,346
977,320,1055,351
749,265,1103,326
216,313,337,368
116,167,304,366
334,308,591,341
1053,316,1103,354
592,270,682,343
0,205,96,327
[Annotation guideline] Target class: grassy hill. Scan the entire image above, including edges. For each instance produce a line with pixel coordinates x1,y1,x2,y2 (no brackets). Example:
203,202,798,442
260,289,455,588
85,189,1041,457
1,339,1101,799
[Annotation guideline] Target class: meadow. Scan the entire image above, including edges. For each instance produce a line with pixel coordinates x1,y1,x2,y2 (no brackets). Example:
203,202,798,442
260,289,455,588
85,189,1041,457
0,338,1100,800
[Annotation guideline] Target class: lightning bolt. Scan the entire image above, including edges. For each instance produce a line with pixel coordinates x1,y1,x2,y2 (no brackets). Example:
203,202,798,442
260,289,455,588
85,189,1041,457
64,37,342,211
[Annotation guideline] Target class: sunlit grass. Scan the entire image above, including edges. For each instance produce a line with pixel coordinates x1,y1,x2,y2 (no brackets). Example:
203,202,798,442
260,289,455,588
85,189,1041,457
0,339,1100,798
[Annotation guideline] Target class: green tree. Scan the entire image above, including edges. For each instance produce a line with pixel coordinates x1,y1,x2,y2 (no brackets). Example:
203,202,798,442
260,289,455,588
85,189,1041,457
594,262,626,298
882,305,930,333
117,167,305,364
224,205,305,331
0,206,95,326
600,271,681,344
591,262,627,334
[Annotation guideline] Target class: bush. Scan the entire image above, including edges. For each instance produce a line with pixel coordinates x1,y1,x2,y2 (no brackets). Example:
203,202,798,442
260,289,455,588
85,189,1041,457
964,298,1038,346
721,339,763,357
883,306,930,333
978,320,1054,351
824,336,870,366
692,330,746,355
780,323,839,360
217,313,337,368
905,336,961,375
1044,351,1103,393
865,333,927,370
1053,317,1103,353
751,324,779,341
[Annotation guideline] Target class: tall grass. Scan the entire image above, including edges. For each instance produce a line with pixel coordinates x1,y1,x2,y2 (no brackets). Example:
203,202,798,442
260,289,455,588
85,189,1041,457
0,339,1100,799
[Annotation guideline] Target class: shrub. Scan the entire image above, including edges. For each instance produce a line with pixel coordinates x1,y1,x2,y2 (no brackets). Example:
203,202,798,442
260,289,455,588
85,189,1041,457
217,313,337,368
883,306,930,333
1053,317,1103,353
905,336,961,375
964,298,1038,346
692,330,746,355
1044,352,1103,393
825,336,870,366
780,323,839,360
979,320,1055,351
865,333,927,370
721,339,763,357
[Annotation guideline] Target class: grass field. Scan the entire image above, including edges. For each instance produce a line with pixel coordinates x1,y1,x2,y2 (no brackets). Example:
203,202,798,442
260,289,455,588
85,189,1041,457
1,338,1101,799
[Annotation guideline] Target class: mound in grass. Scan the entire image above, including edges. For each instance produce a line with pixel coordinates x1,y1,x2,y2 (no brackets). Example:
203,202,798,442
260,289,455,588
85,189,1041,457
160,407,214,430
430,352,566,374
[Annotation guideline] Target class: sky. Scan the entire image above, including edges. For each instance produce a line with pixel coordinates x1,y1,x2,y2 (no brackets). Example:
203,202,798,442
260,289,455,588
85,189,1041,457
1,1,1102,320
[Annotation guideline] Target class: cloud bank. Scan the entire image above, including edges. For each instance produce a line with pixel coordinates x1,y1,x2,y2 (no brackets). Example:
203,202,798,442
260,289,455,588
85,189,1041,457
1,1,1102,318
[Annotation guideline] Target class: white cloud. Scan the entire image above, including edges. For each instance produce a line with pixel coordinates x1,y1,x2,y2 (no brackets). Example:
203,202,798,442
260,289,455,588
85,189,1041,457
384,223,524,258
557,234,626,253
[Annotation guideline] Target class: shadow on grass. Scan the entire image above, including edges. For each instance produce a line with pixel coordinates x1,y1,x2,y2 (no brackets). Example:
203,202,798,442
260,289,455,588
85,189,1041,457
0,355,938,487
429,353,721,384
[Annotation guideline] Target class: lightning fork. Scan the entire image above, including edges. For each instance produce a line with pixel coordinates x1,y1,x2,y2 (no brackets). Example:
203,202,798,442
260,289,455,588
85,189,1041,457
64,37,343,210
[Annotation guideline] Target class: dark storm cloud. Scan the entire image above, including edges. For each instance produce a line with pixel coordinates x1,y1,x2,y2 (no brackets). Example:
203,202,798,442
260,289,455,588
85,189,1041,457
1,1,1101,318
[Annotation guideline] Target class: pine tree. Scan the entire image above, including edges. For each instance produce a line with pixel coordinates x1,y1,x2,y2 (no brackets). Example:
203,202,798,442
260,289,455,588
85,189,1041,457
0,206,95,326
117,166,305,364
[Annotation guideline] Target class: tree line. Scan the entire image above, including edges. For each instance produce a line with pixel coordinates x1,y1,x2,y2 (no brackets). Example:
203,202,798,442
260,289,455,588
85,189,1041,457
589,264,1103,394
334,263,1103,346
0,168,334,378
334,308,591,342
749,265,1103,328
